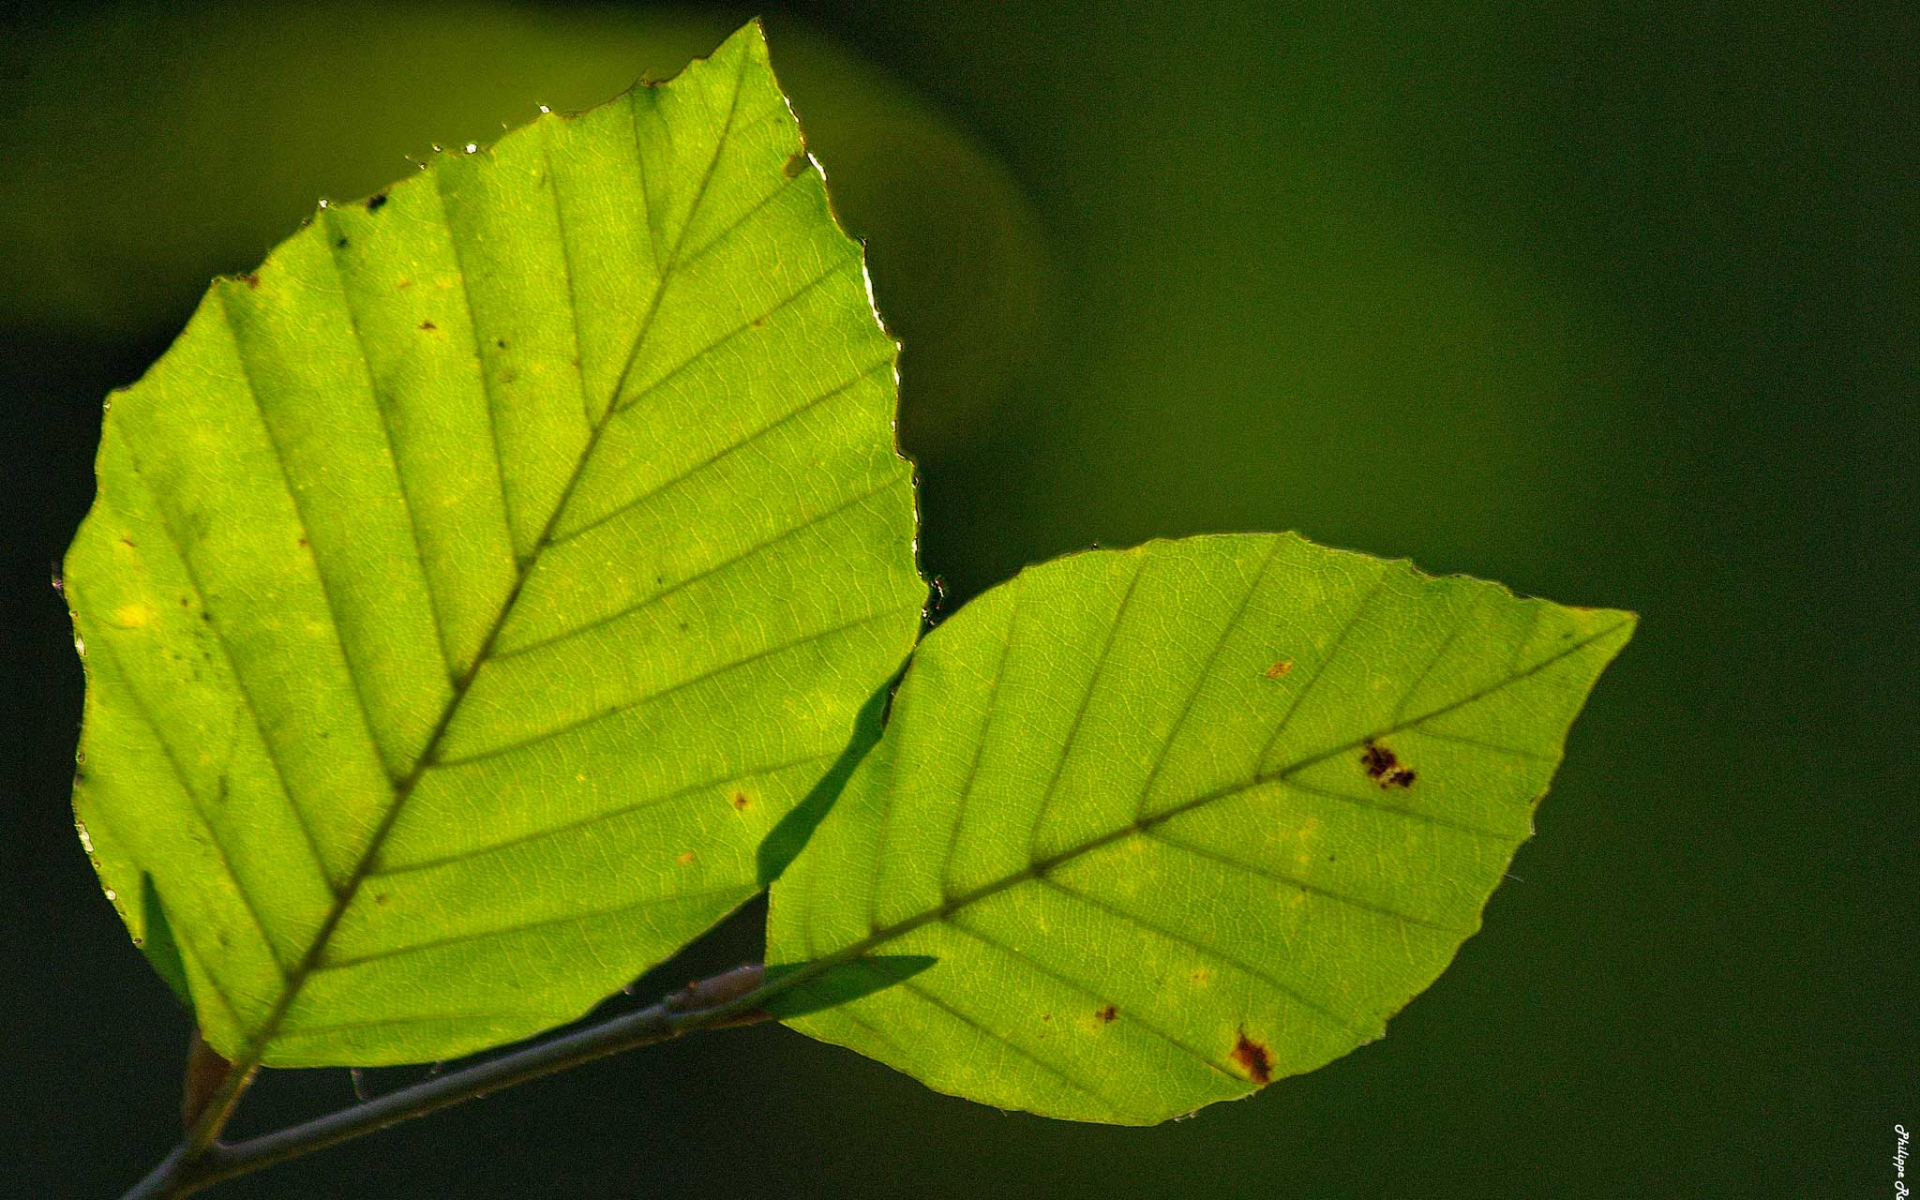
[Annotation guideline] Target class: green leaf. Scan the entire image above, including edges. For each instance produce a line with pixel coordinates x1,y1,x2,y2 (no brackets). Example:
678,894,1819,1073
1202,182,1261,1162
64,22,924,1068
768,533,1632,1124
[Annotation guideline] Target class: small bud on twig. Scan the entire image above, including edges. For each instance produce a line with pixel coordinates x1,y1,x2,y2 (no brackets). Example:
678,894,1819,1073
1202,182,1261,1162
665,964,768,1027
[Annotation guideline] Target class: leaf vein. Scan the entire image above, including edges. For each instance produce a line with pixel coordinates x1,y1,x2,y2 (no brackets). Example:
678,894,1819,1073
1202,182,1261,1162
314,884,748,973
606,256,861,424
946,917,1242,1080
1133,538,1284,820
1388,591,1481,723
320,207,458,679
1039,876,1372,1040
117,432,337,893
98,634,293,979
370,752,835,877
603,45,753,415
1141,828,1468,932
678,163,807,269
176,932,248,1027
215,287,403,784
1255,571,1390,772
434,608,903,769
539,131,595,453
1024,556,1150,859
427,170,518,577
496,472,900,663
1406,727,1559,763
279,1012,547,1039
1271,779,1515,841
549,354,890,551
931,590,1024,905
899,979,1126,1118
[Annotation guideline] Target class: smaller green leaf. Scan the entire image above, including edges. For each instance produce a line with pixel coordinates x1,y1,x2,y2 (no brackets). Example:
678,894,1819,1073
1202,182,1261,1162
768,533,1633,1124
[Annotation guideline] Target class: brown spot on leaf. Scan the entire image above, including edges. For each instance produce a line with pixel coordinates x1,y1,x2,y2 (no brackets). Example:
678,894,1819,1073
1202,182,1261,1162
296,536,308,547
1096,1004,1118,1024
397,278,413,290
374,892,389,905
783,149,809,179
418,320,438,332
676,851,696,866
1231,1030,1273,1085
1192,969,1211,985
1265,660,1294,679
731,791,751,811
1361,741,1416,788
335,235,349,249
367,191,388,211
240,273,259,289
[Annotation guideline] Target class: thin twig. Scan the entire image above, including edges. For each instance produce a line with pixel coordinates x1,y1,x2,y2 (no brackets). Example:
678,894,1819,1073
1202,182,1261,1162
118,966,773,1200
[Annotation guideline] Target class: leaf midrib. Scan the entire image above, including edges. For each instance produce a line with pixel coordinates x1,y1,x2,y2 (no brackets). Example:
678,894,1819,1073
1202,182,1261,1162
782,617,1631,993
215,53,758,1086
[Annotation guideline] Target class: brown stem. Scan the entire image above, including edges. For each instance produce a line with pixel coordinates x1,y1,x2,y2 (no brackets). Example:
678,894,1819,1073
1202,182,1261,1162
118,964,775,1200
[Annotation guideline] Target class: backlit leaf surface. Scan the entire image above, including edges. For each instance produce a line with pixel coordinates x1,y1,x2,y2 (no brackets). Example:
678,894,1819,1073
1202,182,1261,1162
769,533,1631,1123
65,23,924,1067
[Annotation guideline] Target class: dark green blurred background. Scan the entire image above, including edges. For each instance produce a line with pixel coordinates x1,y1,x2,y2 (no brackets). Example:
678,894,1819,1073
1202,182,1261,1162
1,1,1908,1196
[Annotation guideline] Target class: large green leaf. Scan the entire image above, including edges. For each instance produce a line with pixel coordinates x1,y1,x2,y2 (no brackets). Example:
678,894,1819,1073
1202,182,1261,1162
64,22,924,1068
768,533,1631,1123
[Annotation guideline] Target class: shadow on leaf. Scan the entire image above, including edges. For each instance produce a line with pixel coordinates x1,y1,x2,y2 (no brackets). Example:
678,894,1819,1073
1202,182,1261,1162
755,675,896,887
138,873,191,1008
760,955,937,1020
